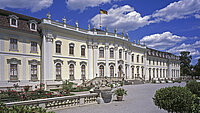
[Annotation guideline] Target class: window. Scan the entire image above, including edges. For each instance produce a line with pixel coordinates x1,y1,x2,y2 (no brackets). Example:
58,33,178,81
99,47,104,58
69,64,74,80
142,68,144,78
141,56,144,63
31,23,36,31
56,43,61,53
9,15,18,27
163,69,165,78
132,67,134,79
99,65,104,77
137,67,139,78
31,65,37,80
149,59,151,64
153,60,155,65
153,68,155,78
110,66,114,77
137,55,139,63
10,64,18,80
31,41,37,52
132,54,134,62
119,49,122,59
157,69,158,78
125,51,127,60
56,63,61,80
10,38,18,50
81,45,86,56
157,61,158,65
81,65,86,80
160,69,162,78
69,43,74,55
110,48,114,58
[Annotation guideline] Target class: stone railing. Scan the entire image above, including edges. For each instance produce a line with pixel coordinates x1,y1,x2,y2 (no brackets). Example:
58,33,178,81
5,93,98,110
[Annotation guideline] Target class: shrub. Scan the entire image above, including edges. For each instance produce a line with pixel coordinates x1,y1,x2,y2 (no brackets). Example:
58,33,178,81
153,86,194,113
0,102,54,113
62,80,73,91
186,80,200,97
152,80,156,83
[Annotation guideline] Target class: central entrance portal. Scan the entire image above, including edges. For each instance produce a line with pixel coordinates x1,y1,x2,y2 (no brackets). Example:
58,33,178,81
118,65,122,77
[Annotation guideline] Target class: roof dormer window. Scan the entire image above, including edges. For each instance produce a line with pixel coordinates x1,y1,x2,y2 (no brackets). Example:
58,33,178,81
29,20,37,31
9,15,18,27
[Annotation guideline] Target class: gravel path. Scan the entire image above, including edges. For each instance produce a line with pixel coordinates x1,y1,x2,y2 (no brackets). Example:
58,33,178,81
55,82,186,113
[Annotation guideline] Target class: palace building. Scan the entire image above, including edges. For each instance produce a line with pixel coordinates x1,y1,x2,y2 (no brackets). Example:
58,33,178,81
0,9,180,90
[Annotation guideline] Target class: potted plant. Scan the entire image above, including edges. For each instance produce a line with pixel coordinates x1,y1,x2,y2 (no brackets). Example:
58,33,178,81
113,88,127,101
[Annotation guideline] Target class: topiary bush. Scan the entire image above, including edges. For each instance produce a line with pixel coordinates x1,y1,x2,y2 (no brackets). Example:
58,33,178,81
153,86,195,113
186,80,200,97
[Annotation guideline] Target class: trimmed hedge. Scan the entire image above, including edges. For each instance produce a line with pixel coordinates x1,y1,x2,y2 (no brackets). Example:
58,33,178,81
186,80,200,97
153,86,195,113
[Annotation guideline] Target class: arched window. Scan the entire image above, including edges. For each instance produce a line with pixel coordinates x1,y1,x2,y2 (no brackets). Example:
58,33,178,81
110,65,114,77
56,63,61,80
132,67,134,79
99,65,104,77
31,65,37,80
31,23,36,30
81,65,86,80
119,49,122,59
81,45,86,56
137,55,139,63
11,19,16,26
125,51,127,60
69,64,74,80
110,48,114,58
99,47,104,58
132,54,134,62
56,41,62,54
69,43,74,55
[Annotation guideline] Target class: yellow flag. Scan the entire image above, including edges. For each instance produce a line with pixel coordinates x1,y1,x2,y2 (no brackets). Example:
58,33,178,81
100,9,108,15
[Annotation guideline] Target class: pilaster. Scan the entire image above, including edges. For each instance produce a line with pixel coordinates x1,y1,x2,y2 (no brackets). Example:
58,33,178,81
115,45,118,77
93,43,98,78
105,44,109,77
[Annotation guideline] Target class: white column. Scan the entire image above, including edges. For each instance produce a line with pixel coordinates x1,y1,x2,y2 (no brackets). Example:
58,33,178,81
168,61,172,79
88,43,93,79
42,33,54,90
93,44,98,77
105,45,109,77
127,50,131,79
115,46,118,77
144,52,148,81
123,48,126,78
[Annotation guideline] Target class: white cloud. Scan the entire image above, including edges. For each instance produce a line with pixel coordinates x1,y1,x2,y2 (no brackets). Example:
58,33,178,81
151,0,200,23
0,0,53,12
140,32,186,50
66,0,111,12
90,5,150,32
194,14,200,19
167,41,200,57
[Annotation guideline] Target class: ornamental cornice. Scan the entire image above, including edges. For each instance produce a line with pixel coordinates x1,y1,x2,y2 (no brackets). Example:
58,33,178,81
28,59,41,65
7,58,21,65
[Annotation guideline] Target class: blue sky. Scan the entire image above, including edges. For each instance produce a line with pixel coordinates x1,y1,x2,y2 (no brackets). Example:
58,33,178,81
0,0,200,64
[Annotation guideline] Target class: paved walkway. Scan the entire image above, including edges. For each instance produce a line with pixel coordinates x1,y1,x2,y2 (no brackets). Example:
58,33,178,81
55,82,186,113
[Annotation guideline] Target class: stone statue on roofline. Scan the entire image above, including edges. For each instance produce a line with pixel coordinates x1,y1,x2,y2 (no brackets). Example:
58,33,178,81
105,26,108,32
114,27,117,33
88,24,90,30
62,16,66,24
75,21,79,28
47,12,51,19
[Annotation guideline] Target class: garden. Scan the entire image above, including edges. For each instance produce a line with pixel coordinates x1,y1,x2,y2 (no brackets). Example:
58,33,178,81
0,80,92,103
153,80,200,113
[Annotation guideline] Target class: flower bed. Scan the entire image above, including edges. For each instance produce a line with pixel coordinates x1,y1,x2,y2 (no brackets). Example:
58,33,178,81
0,84,73,103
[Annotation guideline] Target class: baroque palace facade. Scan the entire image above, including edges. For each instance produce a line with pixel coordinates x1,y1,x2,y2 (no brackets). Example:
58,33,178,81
0,9,180,90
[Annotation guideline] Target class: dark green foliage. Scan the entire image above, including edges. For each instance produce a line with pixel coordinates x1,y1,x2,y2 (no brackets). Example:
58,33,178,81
186,80,200,97
0,102,54,113
153,86,194,113
179,51,192,77
193,59,200,78
114,88,127,96
192,96,200,113
62,80,73,91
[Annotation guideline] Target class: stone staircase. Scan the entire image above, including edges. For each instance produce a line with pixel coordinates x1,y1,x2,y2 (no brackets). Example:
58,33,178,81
82,77,123,87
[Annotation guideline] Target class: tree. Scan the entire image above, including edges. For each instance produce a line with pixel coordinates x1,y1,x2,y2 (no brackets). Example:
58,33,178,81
179,51,192,77
193,59,200,78
153,86,195,113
